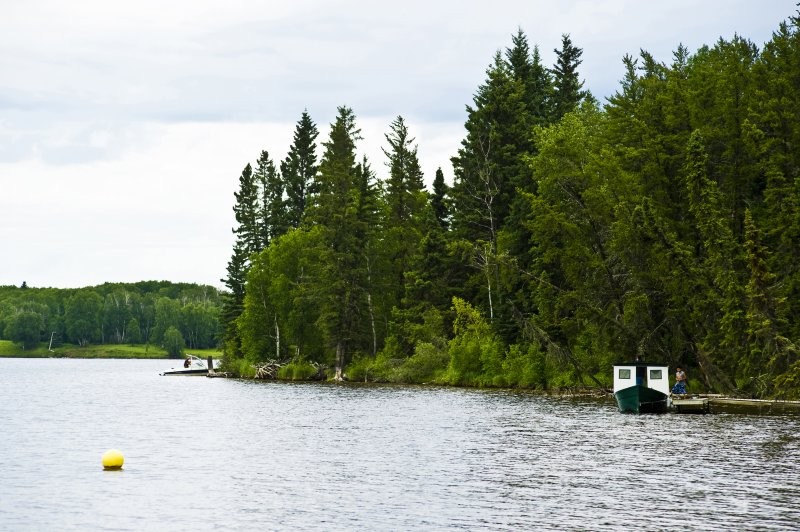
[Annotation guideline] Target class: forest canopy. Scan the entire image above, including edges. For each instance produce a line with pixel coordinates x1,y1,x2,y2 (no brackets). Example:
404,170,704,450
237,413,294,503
220,13,800,398
0,281,222,353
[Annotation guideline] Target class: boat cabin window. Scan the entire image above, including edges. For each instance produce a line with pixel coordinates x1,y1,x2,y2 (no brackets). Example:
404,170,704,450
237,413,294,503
649,369,663,380
618,369,631,379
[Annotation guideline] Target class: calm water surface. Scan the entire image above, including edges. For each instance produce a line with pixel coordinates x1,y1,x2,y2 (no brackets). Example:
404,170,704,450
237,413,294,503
1,358,798,531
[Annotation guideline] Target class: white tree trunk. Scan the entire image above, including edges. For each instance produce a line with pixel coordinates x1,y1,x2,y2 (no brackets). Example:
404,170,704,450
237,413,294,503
335,341,344,381
274,314,280,360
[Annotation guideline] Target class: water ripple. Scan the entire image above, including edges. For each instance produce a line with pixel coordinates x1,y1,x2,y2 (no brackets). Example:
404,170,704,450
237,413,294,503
1,359,799,530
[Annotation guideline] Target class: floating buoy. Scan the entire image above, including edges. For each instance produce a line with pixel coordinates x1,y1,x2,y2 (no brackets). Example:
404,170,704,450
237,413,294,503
102,449,124,470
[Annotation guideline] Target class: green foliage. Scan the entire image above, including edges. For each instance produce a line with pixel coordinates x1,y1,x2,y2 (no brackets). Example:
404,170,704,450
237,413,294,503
551,33,588,121
162,326,185,358
126,318,142,345
65,289,103,346
282,110,320,228
502,343,550,389
442,298,506,386
223,356,257,378
430,167,450,229
4,310,44,349
276,359,321,381
239,227,325,365
218,16,800,398
0,283,221,353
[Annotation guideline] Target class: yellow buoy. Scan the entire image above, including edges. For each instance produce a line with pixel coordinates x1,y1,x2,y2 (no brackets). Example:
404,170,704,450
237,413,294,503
102,449,124,470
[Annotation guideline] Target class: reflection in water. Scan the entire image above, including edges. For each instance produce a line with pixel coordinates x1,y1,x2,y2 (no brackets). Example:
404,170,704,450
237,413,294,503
1,359,799,530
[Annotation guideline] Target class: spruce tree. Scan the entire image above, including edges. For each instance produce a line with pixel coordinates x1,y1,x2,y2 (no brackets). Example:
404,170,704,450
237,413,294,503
378,117,430,349
253,150,284,248
451,52,530,243
254,149,287,243
382,116,427,227
450,50,531,325
743,208,795,394
282,110,319,228
231,163,260,257
551,34,586,121
307,106,367,380
505,28,553,126
221,164,260,360
431,167,450,229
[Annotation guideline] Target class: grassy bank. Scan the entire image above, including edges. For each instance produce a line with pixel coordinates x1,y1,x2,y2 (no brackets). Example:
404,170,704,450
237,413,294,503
0,340,222,359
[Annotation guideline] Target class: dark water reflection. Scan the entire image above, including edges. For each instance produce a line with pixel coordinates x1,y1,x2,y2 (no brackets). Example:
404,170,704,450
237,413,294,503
1,359,798,530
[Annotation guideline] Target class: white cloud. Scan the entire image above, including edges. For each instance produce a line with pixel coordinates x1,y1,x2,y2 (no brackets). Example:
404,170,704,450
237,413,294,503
1,0,796,288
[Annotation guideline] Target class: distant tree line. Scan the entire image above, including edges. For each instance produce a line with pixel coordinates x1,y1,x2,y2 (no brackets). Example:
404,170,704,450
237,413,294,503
0,281,222,354
218,13,799,398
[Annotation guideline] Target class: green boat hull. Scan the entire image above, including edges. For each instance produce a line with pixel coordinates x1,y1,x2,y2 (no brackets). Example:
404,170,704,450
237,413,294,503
615,385,669,413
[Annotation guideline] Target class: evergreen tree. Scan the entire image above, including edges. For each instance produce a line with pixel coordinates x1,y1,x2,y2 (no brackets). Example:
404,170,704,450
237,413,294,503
355,156,383,356
307,106,368,380
743,208,796,394
231,163,260,256
380,116,428,308
451,50,532,327
683,130,747,388
254,149,287,244
221,163,261,361
282,110,319,228
220,242,249,360
505,28,553,126
382,116,427,227
551,34,587,121
751,17,800,342
451,52,530,244
431,167,450,229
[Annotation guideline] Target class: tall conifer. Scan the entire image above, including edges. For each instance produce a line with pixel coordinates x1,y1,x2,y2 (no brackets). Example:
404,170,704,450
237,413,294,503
282,111,319,228
551,34,587,121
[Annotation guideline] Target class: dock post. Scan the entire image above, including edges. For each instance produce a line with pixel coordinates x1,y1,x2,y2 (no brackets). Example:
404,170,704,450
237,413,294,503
207,356,213,372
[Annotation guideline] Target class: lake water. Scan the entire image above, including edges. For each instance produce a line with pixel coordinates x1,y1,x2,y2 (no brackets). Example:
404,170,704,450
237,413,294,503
0,358,799,531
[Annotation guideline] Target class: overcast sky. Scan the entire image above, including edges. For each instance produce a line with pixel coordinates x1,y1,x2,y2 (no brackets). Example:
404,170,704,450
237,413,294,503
1,0,796,290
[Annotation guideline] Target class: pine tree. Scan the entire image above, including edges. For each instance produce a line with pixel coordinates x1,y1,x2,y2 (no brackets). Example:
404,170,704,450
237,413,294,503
282,110,319,228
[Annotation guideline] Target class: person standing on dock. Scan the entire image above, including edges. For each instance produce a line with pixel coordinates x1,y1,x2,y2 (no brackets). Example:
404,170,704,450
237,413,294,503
672,366,687,395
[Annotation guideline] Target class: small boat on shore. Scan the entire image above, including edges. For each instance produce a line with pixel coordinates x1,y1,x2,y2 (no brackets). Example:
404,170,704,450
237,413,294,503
613,361,670,413
160,354,220,376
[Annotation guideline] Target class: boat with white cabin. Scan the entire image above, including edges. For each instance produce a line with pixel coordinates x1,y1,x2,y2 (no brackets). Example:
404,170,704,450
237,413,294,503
612,361,670,413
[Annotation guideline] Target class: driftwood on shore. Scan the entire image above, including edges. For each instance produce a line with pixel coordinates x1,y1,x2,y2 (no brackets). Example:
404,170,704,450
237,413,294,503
254,360,283,379
253,360,328,381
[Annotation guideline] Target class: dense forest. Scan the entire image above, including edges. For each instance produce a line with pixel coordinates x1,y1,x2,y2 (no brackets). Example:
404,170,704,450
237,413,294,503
0,281,222,355
220,12,800,398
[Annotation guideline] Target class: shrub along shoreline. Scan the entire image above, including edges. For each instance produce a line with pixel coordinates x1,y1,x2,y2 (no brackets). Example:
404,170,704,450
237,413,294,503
0,340,221,360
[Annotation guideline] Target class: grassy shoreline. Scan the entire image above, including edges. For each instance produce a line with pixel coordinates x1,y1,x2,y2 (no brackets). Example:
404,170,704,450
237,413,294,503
0,340,222,359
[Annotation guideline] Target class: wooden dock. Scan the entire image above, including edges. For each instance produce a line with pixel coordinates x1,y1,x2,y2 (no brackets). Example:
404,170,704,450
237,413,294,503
671,395,800,415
